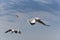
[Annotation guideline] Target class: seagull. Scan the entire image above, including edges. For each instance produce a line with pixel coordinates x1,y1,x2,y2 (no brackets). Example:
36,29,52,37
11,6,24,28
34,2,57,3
16,15,19,18
5,29,21,34
28,17,50,26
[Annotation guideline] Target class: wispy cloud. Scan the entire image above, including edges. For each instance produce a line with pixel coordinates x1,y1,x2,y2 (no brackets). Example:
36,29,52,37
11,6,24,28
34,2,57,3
0,0,60,40
0,0,53,13
33,0,53,4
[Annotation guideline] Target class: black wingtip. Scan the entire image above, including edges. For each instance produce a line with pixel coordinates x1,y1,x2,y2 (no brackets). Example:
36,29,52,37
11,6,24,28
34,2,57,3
5,31,8,33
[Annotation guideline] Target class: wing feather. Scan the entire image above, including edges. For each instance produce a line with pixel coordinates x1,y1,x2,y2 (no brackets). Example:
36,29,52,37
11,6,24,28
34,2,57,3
5,29,12,33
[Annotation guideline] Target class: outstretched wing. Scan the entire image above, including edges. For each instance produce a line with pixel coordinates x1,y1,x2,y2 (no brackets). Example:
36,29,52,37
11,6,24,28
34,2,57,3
5,29,12,33
36,19,50,26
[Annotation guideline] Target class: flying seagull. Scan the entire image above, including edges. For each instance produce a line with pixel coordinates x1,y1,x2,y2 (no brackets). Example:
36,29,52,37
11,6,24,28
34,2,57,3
28,17,50,26
16,15,19,18
5,29,21,34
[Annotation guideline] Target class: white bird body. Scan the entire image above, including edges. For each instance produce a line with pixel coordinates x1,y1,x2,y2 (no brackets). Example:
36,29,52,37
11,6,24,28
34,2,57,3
28,18,36,25
30,18,36,23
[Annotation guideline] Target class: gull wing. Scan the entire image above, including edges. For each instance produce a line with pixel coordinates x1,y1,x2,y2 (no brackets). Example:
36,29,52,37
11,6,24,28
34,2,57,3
5,29,12,33
36,19,50,26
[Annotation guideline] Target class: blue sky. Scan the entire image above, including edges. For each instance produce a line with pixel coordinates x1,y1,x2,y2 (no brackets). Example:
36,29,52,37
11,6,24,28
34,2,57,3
0,0,60,40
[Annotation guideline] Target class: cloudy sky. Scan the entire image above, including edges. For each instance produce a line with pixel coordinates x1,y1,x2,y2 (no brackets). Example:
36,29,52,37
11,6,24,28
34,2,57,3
0,0,60,40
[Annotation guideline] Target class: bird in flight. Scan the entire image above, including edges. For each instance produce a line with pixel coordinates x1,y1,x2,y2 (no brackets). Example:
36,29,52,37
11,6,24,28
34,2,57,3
28,17,50,26
5,29,21,34
16,15,19,18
